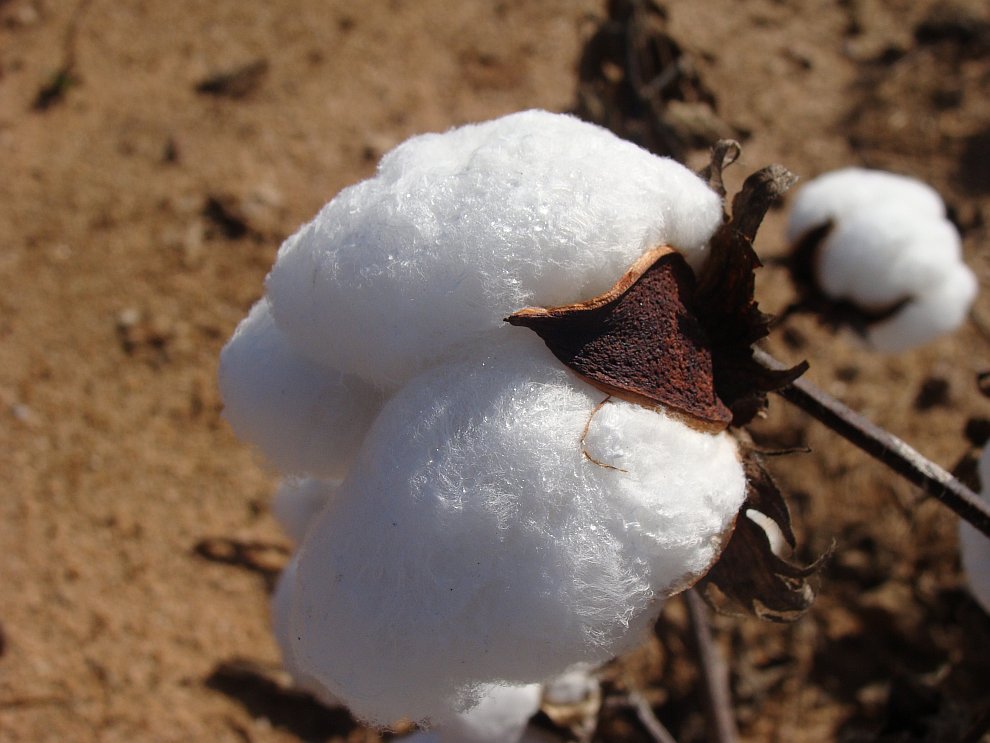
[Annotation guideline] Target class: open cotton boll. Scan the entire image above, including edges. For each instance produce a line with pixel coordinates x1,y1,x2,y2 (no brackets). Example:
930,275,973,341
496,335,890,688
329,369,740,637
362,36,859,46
959,447,990,614
786,167,945,243
865,262,978,352
272,478,339,544
403,684,543,743
218,298,382,477
266,109,723,387
289,342,745,725
816,203,963,311
787,171,978,352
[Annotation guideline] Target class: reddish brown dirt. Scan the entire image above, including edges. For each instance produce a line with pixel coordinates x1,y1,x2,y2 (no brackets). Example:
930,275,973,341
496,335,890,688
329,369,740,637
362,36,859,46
1,1,988,741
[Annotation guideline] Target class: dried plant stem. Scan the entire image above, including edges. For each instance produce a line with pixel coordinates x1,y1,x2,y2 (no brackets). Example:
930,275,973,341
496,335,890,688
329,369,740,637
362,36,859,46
958,700,990,743
754,348,990,539
685,589,739,743
626,687,680,743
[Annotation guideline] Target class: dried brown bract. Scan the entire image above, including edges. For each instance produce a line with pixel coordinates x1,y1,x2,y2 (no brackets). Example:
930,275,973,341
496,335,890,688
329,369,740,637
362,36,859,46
696,453,832,622
508,141,826,619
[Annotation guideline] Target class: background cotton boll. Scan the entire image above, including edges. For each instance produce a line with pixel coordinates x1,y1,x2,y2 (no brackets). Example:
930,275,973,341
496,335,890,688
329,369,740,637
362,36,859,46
786,167,946,243
266,110,723,387
404,684,543,743
864,262,978,352
959,448,990,614
272,478,338,544
290,343,746,724
815,204,963,311
218,298,382,477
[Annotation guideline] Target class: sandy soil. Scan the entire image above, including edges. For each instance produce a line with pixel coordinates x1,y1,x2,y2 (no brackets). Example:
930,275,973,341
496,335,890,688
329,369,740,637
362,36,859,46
1,0,989,741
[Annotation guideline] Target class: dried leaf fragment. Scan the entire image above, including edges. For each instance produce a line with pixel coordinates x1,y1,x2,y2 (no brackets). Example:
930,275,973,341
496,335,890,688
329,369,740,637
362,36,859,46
696,455,832,621
507,245,732,432
695,158,806,426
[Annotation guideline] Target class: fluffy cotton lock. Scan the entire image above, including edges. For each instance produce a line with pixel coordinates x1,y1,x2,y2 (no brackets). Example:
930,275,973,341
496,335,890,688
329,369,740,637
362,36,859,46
218,299,381,477
276,552,543,742
403,683,543,743
959,447,990,614
271,477,338,545
265,109,724,388
287,343,746,725
220,110,747,727
786,168,977,352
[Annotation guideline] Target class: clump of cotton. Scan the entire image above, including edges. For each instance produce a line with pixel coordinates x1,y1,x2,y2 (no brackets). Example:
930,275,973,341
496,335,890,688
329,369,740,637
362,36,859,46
404,683,543,743
786,168,946,244
271,478,338,544
959,447,990,614
746,509,788,556
265,109,724,388
270,556,340,708
786,168,977,352
218,299,381,477
220,110,746,728
289,344,745,724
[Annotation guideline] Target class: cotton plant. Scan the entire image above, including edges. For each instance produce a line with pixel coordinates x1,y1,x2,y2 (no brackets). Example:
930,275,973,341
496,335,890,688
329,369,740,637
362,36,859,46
220,110,809,729
785,167,978,352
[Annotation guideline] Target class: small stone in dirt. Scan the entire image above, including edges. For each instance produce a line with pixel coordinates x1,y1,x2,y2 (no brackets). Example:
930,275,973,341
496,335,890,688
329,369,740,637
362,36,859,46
33,66,78,111
914,376,951,410
195,59,269,99
964,417,990,447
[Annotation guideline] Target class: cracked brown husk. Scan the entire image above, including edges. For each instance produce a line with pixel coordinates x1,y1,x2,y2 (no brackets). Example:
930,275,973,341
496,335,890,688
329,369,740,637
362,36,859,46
507,140,827,620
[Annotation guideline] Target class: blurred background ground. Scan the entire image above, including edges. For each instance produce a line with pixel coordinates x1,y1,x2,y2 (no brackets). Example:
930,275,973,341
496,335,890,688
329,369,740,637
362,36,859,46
1,0,989,741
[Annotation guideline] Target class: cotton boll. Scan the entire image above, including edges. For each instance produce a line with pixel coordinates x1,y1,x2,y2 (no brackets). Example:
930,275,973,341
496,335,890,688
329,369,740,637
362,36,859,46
864,262,978,353
272,478,339,544
266,110,723,387
786,167,945,243
218,298,382,477
816,204,963,311
959,447,990,614
787,168,977,352
404,684,543,743
290,343,746,725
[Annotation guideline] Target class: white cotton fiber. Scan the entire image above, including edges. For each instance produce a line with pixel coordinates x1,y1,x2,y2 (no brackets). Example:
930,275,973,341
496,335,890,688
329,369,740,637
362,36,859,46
816,204,962,311
959,448,990,614
786,167,945,244
404,684,543,743
270,557,340,707
289,342,746,725
266,110,723,387
272,477,338,544
786,168,977,352
865,262,978,352
218,299,382,477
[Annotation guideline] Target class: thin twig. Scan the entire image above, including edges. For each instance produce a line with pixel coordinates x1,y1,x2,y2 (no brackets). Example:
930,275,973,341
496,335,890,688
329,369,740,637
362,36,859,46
754,348,990,539
626,687,680,743
685,589,739,743
957,700,990,743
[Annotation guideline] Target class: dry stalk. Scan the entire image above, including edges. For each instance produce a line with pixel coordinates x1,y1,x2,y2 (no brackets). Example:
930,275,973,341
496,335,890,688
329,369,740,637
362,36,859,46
685,589,739,743
754,348,990,539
